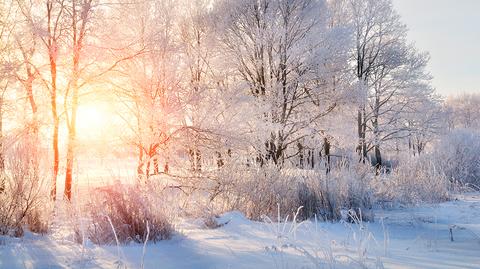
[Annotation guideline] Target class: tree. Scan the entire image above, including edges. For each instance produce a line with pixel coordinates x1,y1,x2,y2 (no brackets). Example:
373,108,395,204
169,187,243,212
42,0,67,200
348,0,434,167
445,93,480,130
111,0,183,178
61,0,145,199
368,47,432,166
17,0,68,200
0,0,17,172
349,0,404,162
63,0,93,200
404,89,444,156
179,0,220,172
218,0,343,167
12,0,40,136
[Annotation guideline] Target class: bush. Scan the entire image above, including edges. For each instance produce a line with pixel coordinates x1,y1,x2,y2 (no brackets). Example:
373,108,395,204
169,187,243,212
371,130,480,206
213,163,300,220
213,161,375,222
375,155,451,206
0,141,51,236
433,129,480,186
86,183,174,245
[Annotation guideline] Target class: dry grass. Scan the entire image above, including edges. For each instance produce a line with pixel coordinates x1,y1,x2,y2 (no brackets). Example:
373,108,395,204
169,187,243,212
0,141,51,236
85,183,174,245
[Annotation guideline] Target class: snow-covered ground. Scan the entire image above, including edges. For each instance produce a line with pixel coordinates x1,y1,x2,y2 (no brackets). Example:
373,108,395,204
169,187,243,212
1,193,480,269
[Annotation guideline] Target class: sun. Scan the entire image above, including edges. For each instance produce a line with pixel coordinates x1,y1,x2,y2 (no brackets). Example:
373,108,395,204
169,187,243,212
76,104,110,140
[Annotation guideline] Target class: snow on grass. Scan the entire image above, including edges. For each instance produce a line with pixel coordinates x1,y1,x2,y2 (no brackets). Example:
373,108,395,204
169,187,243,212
1,194,480,268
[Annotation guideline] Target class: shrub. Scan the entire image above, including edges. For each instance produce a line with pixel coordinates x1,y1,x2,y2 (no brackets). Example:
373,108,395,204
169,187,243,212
373,129,480,207
0,141,51,236
213,161,375,222
339,162,375,222
374,155,451,206
214,163,300,220
86,183,173,245
432,129,480,186
0,141,52,237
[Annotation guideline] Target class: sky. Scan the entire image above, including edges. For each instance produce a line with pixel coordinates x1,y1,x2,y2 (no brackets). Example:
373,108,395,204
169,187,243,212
392,0,480,97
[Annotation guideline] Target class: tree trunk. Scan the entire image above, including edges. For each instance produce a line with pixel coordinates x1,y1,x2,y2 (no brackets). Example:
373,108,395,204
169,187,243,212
64,32,81,201
298,142,304,168
0,99,4,172
265,132,285,167
64,82,78,200
153,157,160,175
357,109,365,162
49,57,59,200
216,151,224,168
189,149,195,171
324,137,331,174
164,162,169,174
146,159,151,177
65,0,90,200
195,149,202,172
417,141,424,155
189,147,202,172
25,74,38,134
372,110,382,172
362,111,367,161
137,145,144,176
308,149,314,169
374,145,382,173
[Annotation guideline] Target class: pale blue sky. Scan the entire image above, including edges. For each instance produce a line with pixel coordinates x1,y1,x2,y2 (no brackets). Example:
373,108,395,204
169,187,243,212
392,0,480,96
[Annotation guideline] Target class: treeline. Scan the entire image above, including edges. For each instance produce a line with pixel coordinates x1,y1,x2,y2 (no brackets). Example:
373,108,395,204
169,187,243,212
0,0,477,199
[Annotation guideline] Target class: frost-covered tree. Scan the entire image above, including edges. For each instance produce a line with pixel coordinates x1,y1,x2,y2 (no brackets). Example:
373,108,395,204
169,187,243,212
348,0,435,167
13,0,69,199
350,0,403,161
112,0,184,178
445,93,480,130
404,89,444,156
12,0,41,136
178,0,216,172
63,0,88,199
217,0,348,166
0,0,20,172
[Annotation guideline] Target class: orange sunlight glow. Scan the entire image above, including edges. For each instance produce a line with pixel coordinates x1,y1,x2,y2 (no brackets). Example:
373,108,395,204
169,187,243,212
76,104,111,141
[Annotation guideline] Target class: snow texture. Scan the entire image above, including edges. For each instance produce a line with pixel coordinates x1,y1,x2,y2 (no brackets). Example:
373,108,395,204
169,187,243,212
1,194,480,268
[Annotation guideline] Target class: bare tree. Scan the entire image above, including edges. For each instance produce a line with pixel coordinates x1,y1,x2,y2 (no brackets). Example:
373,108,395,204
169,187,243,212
445,93,480,130
0,0,17,172
405,90,444,156
349,0,405,162
18,0,68,200
63,0,94,200
348,0,434,168
110,0,183,179
219,0,342,166
179,0,216,172
13,0,40,136
41,0,67,200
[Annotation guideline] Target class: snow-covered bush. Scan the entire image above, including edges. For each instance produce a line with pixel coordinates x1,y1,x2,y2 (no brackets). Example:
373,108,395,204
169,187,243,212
213,163,300,220
432,129,480,186
374,155,451,206
295,162,375,222
213,161,375,221
372,129,480,206
86,183,173,245
0,141,51,236
339,163,375,222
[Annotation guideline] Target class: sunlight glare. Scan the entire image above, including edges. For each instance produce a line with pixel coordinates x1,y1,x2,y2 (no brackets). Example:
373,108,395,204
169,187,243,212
76,104,110,140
